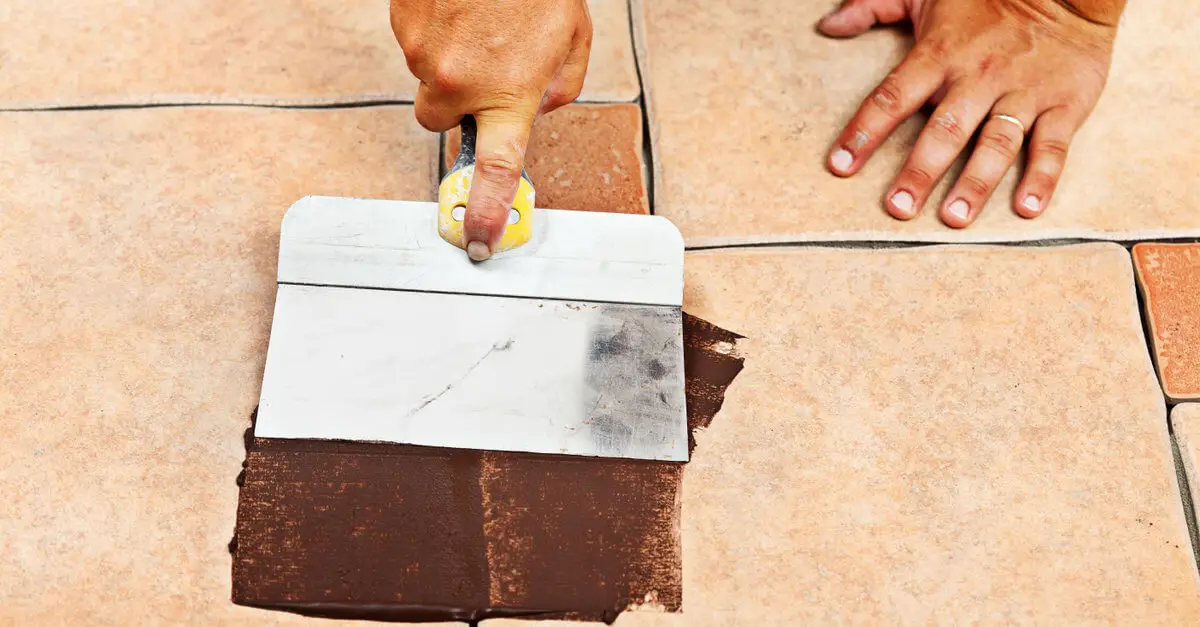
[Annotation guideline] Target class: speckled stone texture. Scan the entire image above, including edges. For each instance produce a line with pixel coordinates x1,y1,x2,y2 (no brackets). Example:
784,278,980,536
445,104,650,214
633,0,1200,245
0,107,448,625
1134,243,1200,402
0,0,639,108
493,244,1200,625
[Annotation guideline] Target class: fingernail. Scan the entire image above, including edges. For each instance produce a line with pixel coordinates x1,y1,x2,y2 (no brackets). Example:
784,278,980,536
890,190,914,216
946,199,970,222
830,149,853,173
1022,195,1041,214
466,240,491,261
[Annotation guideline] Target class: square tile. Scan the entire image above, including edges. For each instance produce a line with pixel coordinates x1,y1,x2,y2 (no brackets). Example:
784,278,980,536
0,106,438,624
0,0,638,108
482,244,1200,624
445,104,649,214
1134,243,1200,401
666,243,1199,623
634,0,1200,245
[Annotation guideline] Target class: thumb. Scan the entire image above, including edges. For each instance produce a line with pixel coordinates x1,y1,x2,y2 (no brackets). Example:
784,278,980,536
818,0,888,38
463,107,536,261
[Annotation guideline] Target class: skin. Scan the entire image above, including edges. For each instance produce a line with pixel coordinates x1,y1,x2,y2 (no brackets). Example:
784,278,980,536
391,0,1124,239
820,0,1124,227
390,0,593,260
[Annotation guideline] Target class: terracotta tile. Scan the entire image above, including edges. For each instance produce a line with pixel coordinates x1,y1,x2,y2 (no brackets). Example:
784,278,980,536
1134,244,1200,402
0,0,638,108
486,244,1200,623
445,104,649,214
0,107,445,624
1171,404,1200,526
633,0,1200,245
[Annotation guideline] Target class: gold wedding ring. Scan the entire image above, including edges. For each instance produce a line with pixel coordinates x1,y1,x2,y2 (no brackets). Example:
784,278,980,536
990,113,1026,135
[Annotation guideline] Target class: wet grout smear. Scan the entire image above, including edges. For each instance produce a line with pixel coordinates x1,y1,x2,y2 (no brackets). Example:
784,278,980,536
682,313,746,455
230,313,745,623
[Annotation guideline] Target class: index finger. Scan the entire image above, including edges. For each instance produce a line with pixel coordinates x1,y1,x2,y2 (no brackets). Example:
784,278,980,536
463,106,536,261
827,51,944,177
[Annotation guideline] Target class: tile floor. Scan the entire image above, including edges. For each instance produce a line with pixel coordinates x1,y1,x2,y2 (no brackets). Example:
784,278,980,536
2,0,1199,624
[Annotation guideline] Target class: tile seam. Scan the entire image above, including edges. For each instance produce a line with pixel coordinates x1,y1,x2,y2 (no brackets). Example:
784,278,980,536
1169,426,1200,580
0,98,636,114
624,0,655,215
685,236,1200,252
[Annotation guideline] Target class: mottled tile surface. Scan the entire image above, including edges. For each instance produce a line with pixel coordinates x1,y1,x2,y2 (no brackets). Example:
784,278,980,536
0,107,441,624
0,0,638,108
634,0,1200,245
1134,244,1200,401
446,104,649,214
489,245,1200,624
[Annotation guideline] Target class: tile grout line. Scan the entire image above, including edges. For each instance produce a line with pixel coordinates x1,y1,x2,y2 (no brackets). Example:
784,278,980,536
624,0,656,216
1169,427,1200,576
685,236,1200,253
0,98,638,114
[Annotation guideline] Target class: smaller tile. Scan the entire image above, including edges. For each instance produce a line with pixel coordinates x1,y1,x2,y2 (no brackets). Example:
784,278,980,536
446,104,649,215
1133,243,1200,401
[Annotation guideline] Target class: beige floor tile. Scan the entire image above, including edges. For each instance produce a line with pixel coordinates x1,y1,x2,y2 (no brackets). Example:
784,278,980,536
0,107,442,624
634,0,1200,245
1172,404,1200,529
625,244,1191,624
0,0,638,108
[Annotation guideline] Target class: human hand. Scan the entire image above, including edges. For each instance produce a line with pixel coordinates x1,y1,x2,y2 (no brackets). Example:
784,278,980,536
820,0,1122,227
391,0,593,259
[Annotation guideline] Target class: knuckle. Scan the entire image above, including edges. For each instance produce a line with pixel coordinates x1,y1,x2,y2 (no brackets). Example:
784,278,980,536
476,153,524,180
542,91,571,112
431,60,462,93
401,42,426,70
957,173,992,198
977,128,1021,160
928,110,968,143
412,103,439,132
469,205,508,231
925,38,950,60
900,165,937,190
1025,172,1058,193
870,75,909,117
1035,138,1071,165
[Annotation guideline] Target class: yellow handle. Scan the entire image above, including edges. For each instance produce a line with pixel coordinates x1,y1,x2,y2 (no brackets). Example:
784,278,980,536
437,165,535,253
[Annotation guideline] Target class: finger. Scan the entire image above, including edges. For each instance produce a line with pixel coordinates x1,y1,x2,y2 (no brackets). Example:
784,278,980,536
827,50,944,178
540,20,593,115
1015,106,1079,219
818,0,908,38
884,84,993,220
414,82,464,133
940,96,1035,228
464,107,537,260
